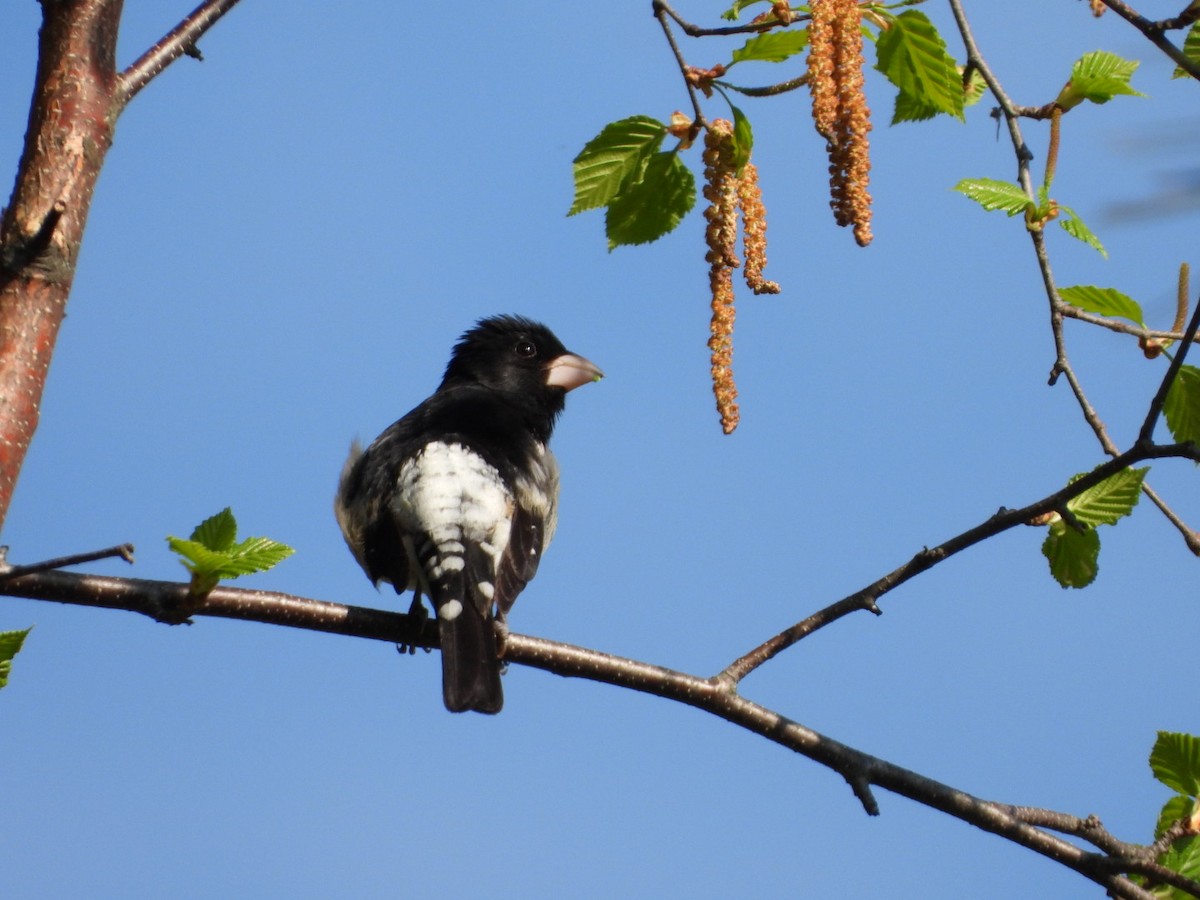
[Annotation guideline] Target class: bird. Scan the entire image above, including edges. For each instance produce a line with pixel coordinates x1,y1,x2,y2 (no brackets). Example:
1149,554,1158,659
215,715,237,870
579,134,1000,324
334,315,602,714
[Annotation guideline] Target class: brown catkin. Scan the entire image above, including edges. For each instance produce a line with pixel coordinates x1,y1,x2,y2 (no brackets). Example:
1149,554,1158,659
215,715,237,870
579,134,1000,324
738,163,780,295
808,0,873,246
806,0,839,143
708,266,739,434
703,120,741,434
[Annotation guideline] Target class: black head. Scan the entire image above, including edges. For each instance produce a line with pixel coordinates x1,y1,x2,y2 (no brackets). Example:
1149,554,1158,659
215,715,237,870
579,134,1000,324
441,314,601,393
438,315,602,442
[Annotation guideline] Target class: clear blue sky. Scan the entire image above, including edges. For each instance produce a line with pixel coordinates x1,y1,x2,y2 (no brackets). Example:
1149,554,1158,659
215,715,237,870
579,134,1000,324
2,3,1197,897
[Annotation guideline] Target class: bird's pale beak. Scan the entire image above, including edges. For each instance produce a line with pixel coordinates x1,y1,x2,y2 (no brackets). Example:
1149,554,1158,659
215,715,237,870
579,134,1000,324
545,353,604,391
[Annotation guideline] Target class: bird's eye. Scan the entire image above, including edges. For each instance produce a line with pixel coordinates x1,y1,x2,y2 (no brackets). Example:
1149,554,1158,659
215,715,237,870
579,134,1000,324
515,339,537,358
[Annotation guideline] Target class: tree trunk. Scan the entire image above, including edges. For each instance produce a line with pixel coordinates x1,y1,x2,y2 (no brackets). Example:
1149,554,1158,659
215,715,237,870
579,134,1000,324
0,0,124,530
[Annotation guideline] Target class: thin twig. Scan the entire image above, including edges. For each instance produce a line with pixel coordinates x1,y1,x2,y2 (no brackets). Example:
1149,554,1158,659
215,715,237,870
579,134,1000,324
652,0,784,37
1139,288,1200,444
653,0,708,126
715,74,810,97
0,543,134,580
115,0,244,110
1061,305,1200,344
717,439,1199,685
1097,0,1200,81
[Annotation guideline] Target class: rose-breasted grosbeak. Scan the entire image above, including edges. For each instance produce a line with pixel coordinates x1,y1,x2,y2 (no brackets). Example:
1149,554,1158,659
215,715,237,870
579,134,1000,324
335,315,601,713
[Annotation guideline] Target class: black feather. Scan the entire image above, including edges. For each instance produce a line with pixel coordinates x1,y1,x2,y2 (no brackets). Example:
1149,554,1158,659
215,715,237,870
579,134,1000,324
334,315,599,714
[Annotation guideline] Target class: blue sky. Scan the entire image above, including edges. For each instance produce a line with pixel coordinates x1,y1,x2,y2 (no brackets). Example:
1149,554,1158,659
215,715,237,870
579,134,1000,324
2,2,1197,897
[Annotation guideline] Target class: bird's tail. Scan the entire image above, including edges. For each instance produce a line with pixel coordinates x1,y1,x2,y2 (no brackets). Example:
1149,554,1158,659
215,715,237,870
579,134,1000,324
431,545,503,714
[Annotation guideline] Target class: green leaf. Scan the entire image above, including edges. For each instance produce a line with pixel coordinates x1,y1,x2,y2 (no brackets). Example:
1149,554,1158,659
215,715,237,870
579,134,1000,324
1056,50,1144,110
875,10,964,122
1067,467,1147,527
0,627,31,690
168,509,295,584
730,104,753,175
892,67,983,125
1156,794,1196,839
167,537,233,577
1042,522,1100,589
605,151,696,250
569,116,667,216
1164,364,1200,447
963,67,987,107
721,0,767,21
1056,205,1108,258
1058,285,1144,326
1173,23,1200,79
191,506,237,552
1158,836,1200,896
1151,732,1200,797
953,178,1032,217
730,30,809,65
222,537,296,577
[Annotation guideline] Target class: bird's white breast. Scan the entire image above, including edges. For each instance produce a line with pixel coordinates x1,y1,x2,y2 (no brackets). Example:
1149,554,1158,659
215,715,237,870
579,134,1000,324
394,441,514,581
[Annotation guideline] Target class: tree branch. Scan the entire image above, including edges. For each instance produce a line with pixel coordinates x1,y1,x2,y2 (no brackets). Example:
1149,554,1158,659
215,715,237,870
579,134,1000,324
0,567,1189,899
1097,0,1200,81
1139,287,1200,445
949,0,1200,558
717,439,1199,686
115,0,244,110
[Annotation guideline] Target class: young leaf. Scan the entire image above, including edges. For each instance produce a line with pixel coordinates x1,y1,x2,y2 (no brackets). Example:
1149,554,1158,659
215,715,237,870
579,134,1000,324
191,506,238,552
1164,364,1200,447
730,30,809,65
875,10,964,122
1058,285,1144,326
1173,23,1200,79
963,67,987,108
1157,835,1200,892
605,151,696,250
893,67,983,124
1067,467,1147,527
168,510,295,585
721,0,767,21
1156,794,1197,840
1057,205,1108,258
953,178,1032,217
1150,731,1200,797
167,537,235,578
1056,50,1144,110
221,537,296,578
730,105,753,175
0,627,31,690
569,116,667,216
1042,522,1100,589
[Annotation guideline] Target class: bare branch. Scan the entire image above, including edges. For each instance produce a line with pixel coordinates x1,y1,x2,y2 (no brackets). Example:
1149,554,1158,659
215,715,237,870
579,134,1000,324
1139,289,1200,445
0,543,134,579
717,438,1199,685
115,0,244,110
651,0,784,37
0,568,1182,898
1097,0,1200,81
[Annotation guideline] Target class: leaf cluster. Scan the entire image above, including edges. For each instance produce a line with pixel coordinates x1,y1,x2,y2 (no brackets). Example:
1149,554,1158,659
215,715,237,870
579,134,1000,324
1139,732,1200,896
167,507,294,597
1040,468,1146,589
571,8,980,250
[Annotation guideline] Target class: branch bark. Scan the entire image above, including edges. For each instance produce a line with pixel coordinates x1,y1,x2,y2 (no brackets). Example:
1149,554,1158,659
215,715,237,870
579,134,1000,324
0,0,242,534
1,565,1193,899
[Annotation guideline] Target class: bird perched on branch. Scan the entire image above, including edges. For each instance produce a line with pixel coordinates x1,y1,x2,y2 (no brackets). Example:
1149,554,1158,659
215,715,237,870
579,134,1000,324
335,315,602,714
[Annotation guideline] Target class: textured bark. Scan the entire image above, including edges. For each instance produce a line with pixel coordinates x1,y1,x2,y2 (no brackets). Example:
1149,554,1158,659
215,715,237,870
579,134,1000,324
0,0,124,530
